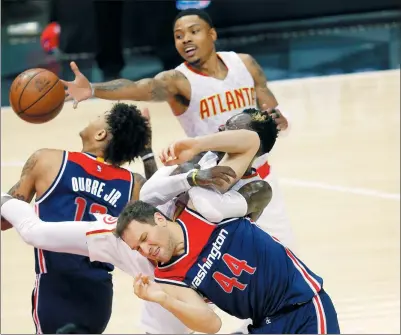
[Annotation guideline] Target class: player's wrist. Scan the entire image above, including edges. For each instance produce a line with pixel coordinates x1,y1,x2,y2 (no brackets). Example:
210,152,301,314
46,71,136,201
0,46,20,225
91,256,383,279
140,148,155,162
155,292,170,306
187,169,199,187
89,83,95,97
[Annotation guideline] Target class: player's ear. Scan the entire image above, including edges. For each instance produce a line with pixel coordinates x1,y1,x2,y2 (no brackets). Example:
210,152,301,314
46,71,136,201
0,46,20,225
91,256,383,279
210,28,217,42
94,129,107,141
154,212,167,227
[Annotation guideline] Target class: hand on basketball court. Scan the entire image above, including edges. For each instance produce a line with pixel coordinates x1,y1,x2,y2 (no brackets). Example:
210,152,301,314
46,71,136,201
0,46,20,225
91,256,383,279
133,273,167,304
61,62,93,109
159,138,199,166
261,104,288,131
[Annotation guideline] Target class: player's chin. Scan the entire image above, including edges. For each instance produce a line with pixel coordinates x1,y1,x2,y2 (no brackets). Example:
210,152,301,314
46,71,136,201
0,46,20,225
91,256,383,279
156,252,170,264
186,56,201,66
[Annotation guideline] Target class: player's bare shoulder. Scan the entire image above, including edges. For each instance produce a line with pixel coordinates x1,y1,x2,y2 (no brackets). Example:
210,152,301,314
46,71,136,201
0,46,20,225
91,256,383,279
155,70,191,114
33,148,65,189
21,148,62,173
154,70,189,94
238,54,267,83
34,148,64,168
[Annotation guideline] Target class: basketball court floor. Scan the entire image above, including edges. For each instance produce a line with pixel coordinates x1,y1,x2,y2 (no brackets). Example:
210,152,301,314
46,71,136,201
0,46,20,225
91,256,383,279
1,69,400,334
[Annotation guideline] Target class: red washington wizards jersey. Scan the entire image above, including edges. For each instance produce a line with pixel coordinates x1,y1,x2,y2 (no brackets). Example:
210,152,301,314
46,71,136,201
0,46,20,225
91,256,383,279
154,207,324,326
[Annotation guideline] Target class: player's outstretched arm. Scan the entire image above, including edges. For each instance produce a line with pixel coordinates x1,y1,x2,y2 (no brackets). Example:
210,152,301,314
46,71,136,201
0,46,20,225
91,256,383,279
62,62,186,108
1,195,90,256
134,274,222,334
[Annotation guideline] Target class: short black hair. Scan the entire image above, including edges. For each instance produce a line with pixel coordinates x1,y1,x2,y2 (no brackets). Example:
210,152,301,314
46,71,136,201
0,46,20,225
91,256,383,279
104,103,151,166
243,108,279,154
115,201,162,238
173,9,214,29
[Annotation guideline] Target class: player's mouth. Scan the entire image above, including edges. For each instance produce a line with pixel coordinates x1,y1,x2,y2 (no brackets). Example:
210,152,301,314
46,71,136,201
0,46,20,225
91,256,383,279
184,46,197,58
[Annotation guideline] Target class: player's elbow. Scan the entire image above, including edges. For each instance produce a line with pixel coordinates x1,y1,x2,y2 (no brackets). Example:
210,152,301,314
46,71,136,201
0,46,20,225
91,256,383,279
18,219,46,247
1,218,13,231
209,314,222,333
195,313,222,334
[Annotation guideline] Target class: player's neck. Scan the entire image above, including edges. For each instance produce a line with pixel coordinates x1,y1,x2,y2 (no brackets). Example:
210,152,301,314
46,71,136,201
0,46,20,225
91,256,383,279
169,221,186,256
81,145,104,160
193,53,226,78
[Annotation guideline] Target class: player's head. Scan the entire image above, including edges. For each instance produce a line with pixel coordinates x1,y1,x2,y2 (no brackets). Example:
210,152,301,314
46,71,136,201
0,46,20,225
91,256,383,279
173,9,217,65
79,103,151,166
219,108,279,155
115,201,176,263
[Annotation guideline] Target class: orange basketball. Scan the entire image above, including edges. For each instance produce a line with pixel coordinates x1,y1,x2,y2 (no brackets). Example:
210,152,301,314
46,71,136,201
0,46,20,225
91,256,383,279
9,68,65,124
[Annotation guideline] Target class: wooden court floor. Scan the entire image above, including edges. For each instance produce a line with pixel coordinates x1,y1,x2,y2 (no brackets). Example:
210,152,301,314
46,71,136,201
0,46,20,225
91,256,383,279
1,70,400,334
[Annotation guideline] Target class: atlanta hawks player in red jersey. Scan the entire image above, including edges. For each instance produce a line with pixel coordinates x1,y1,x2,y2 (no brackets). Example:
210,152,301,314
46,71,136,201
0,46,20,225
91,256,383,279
61,9,295,252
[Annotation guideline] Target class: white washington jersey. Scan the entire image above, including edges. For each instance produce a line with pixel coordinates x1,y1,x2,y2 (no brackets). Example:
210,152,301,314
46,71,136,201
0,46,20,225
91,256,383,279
175,51,257,137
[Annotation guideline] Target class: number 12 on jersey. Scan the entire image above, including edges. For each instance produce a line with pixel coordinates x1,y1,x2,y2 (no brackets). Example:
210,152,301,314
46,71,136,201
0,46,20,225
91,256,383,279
212,253,256,293
74,197,108,221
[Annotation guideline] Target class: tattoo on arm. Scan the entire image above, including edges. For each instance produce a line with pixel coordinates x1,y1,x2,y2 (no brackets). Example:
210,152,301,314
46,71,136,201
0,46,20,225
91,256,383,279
248,55,277,106
7,151,40,202
93,71,185,102
8,181,26,201
93,79,136,92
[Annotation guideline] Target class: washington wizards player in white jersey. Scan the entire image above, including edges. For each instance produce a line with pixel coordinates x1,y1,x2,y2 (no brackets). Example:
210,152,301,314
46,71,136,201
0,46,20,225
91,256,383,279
61,8,295,252
1,103,154,334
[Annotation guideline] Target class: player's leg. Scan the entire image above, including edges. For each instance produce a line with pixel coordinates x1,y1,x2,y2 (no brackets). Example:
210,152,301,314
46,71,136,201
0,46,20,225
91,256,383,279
309,290,340,334
31,272,113,334
258,167,296,251
1,196,90,256
248,290,340,334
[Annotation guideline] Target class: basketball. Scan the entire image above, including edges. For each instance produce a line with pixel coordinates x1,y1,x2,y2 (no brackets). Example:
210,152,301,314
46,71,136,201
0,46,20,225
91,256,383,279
9,68,65,124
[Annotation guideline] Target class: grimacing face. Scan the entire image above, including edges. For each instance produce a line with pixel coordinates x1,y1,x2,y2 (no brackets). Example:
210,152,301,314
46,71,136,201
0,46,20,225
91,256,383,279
121,212,175,263
173,15,217,64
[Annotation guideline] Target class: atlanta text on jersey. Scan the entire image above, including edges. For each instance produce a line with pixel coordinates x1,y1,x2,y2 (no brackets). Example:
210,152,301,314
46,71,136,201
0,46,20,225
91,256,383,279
199,87,256,120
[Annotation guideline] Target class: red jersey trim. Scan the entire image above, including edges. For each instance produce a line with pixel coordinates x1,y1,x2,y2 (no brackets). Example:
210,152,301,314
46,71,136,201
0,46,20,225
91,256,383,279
184,54,228,77
68,152,131,182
